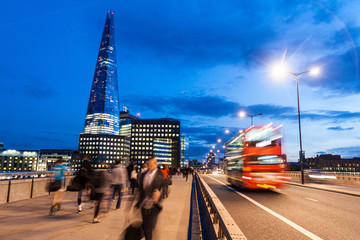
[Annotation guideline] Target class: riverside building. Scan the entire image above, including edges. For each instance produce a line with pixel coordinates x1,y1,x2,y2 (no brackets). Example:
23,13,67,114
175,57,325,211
129,118,181,168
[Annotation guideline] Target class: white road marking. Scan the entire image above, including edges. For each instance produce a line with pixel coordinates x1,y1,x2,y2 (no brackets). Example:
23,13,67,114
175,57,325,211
305,197,319,202
207,176,323,240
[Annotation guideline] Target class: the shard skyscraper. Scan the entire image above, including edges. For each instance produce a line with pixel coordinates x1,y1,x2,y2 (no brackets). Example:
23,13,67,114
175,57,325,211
84,11,120,135
74,12,130,169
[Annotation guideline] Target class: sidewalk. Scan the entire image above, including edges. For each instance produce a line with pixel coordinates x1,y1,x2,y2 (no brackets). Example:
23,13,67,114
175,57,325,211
0,174,193,240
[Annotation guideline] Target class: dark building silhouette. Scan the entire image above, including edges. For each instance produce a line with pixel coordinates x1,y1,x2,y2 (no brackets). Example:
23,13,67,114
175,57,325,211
306,154,360,172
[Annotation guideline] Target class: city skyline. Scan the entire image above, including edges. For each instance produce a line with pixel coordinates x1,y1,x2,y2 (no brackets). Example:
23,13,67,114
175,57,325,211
1,1,360,162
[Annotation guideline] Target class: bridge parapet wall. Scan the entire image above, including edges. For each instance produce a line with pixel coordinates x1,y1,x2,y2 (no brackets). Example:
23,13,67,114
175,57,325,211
286,171,360,185
0,173,74,204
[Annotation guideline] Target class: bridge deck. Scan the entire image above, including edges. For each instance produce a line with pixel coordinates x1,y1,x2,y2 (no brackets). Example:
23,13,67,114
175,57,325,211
0,174,192,240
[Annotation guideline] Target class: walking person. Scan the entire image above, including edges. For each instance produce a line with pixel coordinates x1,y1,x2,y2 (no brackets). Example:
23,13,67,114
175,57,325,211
109,160,127,210
183,166,189,182
127,161,134,188
135,156,165,240
91,167,112,223
130,165,138,194
49,159,68,216
76,160,93,213
161,165,170,198
141,163,148,174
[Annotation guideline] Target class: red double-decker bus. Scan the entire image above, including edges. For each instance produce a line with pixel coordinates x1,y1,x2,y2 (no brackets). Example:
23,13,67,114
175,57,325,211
226,124,288,189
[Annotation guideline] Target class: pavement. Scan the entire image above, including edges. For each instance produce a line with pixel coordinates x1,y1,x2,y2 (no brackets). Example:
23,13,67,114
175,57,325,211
0,174,192,240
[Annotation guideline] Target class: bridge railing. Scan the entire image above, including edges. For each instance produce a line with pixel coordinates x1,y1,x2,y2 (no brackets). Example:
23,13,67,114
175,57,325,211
286,171,360,185
194,173,247,240
0,171,73,204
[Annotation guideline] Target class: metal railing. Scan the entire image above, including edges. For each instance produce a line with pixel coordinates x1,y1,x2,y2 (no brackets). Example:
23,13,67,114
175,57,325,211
194,173,247,240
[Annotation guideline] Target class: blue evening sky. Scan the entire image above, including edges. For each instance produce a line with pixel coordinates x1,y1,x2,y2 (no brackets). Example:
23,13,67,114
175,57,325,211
1,0,360,162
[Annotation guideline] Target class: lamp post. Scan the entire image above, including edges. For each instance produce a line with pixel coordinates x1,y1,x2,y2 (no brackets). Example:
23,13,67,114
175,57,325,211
239,111,263,126
272,66,319,184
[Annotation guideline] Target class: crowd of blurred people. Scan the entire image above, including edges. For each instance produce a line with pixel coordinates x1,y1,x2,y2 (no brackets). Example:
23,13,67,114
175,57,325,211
47,156,194,239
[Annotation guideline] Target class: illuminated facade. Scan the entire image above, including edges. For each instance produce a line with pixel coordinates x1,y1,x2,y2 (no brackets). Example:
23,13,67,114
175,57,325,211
0,149,39,172
130,119,181,167
83,11,120,135
76,134,130,170
38,149,73,171
181,135,189,167
78,12,130,168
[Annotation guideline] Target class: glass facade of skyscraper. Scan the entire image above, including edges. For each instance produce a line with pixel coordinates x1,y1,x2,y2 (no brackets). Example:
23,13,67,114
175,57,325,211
77,12,130,169
84,11,120,135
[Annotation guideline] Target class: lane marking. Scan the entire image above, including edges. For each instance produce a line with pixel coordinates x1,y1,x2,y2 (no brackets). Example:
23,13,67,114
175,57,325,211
206,175,323,240
305,198,319,202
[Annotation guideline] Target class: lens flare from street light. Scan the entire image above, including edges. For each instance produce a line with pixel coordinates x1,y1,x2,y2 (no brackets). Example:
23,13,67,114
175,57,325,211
309,67,320,76
239,111,246,118
225,129,230,134
271,63,288,78
217,138,221,143
212,145,215,149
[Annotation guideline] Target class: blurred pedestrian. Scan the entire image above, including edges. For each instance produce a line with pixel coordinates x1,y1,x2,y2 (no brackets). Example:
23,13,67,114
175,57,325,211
130,165,138,194
183,166,189,182
76,160,93,213
135,156,165,240
127,161,134,188
141,163,148,174
161,165,170,198
109,160,127,210
91,166,112,223
49,159,68,216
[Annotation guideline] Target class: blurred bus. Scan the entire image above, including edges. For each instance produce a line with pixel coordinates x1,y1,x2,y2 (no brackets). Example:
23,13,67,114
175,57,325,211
226,124,287,189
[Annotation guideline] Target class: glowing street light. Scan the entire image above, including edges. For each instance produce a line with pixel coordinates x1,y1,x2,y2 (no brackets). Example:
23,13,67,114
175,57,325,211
217,138,222,143
239,111,263,126
272,63,320,184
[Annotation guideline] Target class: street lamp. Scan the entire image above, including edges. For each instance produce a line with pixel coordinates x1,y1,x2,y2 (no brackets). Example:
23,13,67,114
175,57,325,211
272,64,320,184
239,111,263,126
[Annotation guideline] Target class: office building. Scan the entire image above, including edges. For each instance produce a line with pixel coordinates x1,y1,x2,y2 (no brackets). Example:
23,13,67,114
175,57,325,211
38,149,73,171
78,11,130,168
181,135,189,167
0,149,39,172
130,118,181,167
206,152,216,168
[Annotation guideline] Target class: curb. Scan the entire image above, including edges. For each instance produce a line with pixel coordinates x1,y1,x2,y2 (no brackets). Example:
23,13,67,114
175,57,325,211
285,181,360,197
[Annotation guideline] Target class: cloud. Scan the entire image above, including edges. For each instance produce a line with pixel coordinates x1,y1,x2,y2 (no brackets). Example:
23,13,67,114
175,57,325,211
116,1,317,68
124,94,360,122
327,126,354,131
326,146,360,158
306,46,360,95
0,66,57,99
22,74,57,99
125,94,242,118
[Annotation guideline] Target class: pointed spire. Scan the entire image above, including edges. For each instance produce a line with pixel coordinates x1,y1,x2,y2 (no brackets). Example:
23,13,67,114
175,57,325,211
83,12,120,135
